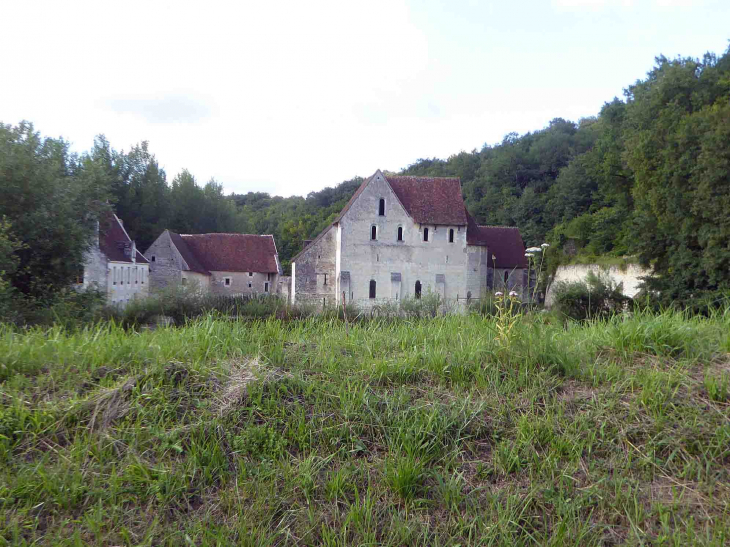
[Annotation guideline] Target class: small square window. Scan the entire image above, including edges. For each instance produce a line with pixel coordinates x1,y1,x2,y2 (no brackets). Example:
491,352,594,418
248,282,252,288
151,256,155,262
224,277,231,287
248,272,253,277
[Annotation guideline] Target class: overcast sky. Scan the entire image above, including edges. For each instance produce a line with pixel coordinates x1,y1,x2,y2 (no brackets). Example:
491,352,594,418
1,0,727,197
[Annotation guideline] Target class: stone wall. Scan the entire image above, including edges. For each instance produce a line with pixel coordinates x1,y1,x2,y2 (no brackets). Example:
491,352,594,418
545,263,651,307
145,231,188,290
209,271,277,296
292,226,338,306
108,262,149,306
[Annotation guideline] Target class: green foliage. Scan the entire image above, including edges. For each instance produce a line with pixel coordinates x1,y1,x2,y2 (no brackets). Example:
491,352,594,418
0,310,729,543
0,122,109,299
552,270,631,321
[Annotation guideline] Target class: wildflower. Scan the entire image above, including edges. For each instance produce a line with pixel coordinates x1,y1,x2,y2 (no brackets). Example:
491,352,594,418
541,243,550,248
495,291,503,296
509,291,518,297
526,247,542,253
525,253,533,258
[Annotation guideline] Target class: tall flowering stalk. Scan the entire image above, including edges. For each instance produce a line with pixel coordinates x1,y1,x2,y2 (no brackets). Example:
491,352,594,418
494,290,522,347
525,243,550,305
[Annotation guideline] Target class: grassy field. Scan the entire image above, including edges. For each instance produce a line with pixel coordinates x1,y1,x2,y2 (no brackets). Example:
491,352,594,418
0,309,729,545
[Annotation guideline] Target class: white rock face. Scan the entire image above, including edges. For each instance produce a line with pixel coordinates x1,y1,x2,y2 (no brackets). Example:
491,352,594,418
545,263,652,307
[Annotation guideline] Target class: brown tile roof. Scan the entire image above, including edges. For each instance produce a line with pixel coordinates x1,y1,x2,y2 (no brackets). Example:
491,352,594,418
168,231,210,275
385,175,468,226
99,212,140,264
178,233,279,273
466,212,528,268
136,250,149,264
333,171,468,227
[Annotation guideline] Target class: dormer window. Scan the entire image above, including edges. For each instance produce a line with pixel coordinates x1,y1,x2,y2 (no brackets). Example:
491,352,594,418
378,198,385,216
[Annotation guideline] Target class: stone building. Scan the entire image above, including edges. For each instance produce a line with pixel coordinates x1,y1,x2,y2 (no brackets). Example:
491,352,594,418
144,231,283,295
291,170,530,309
78,211,150,307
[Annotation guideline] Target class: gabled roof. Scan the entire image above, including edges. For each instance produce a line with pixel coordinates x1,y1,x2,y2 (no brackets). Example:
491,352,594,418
466,212,528,268
386,175,468,225
168,231,210,274
177,233,279,273
99,211,139,264
333,171,468,226
136,250,149,264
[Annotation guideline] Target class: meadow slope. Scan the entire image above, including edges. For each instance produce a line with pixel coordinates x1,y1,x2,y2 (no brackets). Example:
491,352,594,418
0,310,729,545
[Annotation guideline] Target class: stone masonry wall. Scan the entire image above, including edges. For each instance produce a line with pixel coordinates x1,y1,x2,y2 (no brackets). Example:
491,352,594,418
292,226,337,307
145,231,187,290
337,172,470,310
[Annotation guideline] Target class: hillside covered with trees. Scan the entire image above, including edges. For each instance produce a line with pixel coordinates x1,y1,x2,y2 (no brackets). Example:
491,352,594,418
1,46,728,313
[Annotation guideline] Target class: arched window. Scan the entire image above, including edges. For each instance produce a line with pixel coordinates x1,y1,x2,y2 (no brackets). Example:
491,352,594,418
449,228,454,243
371,225,377,240
415,280,422,299
423,228,429,242
378,198,385,216
397,226,403,241
369,280,376,299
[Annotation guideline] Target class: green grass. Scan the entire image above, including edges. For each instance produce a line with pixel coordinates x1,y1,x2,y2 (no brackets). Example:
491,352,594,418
0,308,728,545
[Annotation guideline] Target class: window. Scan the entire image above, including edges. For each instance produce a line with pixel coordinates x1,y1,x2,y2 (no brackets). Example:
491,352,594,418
267,272,272,281
369,280,376,299
264,282,269,293
113,267,117,285
397,226,403,241
378,198,385,216
249,272,253,277
323,273,327,286
224,277,231,287
449,228,454,243
135,267,138,284
151,256,156,262
141,269,145,284
371,225,377,240
423,228,429,242
248,282,252,288
415,280,422,299
467,291,472,302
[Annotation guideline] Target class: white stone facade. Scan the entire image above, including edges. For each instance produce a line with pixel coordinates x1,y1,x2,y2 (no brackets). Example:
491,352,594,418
78,214,150,307
292,171,530,310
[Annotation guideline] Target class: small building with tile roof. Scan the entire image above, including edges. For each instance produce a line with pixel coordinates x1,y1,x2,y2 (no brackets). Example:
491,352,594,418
291,170,533,309
78,211,150,307
144,231,283,296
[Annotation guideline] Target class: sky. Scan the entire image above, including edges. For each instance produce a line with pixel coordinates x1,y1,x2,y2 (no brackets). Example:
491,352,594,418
1,0,727,197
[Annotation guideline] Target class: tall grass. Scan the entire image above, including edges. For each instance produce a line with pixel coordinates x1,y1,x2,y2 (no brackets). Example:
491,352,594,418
0,307,728,544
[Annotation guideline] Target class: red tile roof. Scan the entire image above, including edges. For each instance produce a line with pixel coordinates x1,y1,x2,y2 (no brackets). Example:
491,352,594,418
168,231,210,275
333,171,468,227
386,175,468,226
466,213,528,268
176,233,279,273
99,212,141,264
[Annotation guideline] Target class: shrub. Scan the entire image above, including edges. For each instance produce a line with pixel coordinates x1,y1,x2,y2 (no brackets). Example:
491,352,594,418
552,270,630,321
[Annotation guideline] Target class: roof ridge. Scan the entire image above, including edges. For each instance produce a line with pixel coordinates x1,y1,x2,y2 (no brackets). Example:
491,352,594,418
478,224,520,229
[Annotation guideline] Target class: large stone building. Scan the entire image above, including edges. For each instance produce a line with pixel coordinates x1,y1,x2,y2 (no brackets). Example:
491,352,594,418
144,231,283,295
78,211,150,306
291,170,530,308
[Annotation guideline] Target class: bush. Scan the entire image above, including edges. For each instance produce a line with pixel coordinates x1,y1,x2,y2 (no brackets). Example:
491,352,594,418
553,270,630,321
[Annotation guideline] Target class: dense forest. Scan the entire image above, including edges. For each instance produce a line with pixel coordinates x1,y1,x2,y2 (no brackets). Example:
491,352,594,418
1,46,728,312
